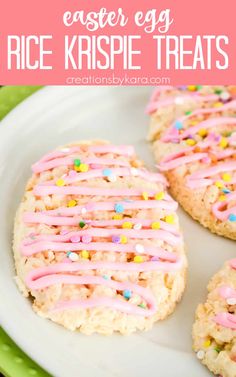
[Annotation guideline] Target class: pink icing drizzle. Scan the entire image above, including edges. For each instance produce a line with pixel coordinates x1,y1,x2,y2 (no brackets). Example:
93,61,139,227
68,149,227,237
213,259,236,329
22,144,182,316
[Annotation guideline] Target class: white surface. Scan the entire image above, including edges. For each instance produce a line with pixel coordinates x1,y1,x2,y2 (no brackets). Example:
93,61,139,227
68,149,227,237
0,86,235,377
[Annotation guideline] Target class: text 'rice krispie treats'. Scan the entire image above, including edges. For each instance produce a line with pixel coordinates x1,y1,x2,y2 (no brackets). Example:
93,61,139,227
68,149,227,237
193,259,236,377
147,86,236,240
13,140,187,335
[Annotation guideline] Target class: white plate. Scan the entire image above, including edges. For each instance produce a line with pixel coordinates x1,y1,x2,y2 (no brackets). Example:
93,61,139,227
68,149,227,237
0,86,235,377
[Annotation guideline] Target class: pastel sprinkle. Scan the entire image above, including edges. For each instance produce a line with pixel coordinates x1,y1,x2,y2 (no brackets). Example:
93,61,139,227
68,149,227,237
103,275,110,280
108,174,117,182
185,111,192,115
79,163,89,173
215,181,224,188
68,199,77,207
214,101,223,108
222,188,231,194
115,203,124,213
69,170,77,178
151,256,159,261
67,252,79,262
74,159,81,167
165,215,175,224
203,339,211,348
219,137,228,149
81,250,89,259
198,128,208,137
138,302,147,309
142,192,149,201
187,85,197,91
82,235,92,243
113,214,123,220
218,195,226,202
135,244,145,254
174,120,183,130
151,221,161,230
222,173,232,182
122,221,133,229
133,223,142,230
123,289,132,299
79,221,86,228
103,168,112,177
174,96,185,105
120,235,128,244
226,297,236,305
112,235,120,244
134,255,143,263
196,350,205,360
81,207,87,215
56,178,65,187
155,192,164,200
229,214,236,222
70,235,80,243
185,139,196,146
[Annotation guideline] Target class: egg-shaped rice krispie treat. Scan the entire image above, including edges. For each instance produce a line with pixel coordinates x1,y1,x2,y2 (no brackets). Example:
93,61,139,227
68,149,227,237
193,259,236,377
146,85,236,142
151,97,236,240
13,140,187,335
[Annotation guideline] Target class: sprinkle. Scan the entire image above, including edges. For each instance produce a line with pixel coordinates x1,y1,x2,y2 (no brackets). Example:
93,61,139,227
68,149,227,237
123,289,132,299
67,252,79,262
185,138,196,146
56,178,65,187
174,96,184,105
70,235,80,243
68,199,77,207
151,221,161,230
69,170,77,178
218,195,226,202
122,221,133,229
219,137,228,149
103,168,112,177
79,163,89,173
187,85,197,91
135,244,145,254
74,159,81,167
185,111,192,115
229,214,236,222
61,148,70,153
81,207,87,215
138,302,147,309
174,120,183,130
115,203,124,214
134,255,143,263
220,91,231,101
214,102,223,108
108,174,117,183
112,235,120,244
203,339,211,348
113,214,123,220
130,167,139,176
81,250,89,259
196,85,202,90
165,215,175,224
142,192,149,201
214,346,222,353
226,297,236,305
103,275,110,280
155,192,164,200
189,120,199,127
214,88,222,95
134,223,142,230
79,221,86,228
120,235,128,244
82,235,92,243
215,181,224,188
222,173,232,182
196,350,205,360
222,188,231,194
198,128,208,137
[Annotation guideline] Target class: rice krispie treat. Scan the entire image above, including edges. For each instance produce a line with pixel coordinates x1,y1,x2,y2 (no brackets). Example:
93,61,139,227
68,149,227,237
13,140,187,335
151,95,236,240
147,85,236,142
193,259,236,377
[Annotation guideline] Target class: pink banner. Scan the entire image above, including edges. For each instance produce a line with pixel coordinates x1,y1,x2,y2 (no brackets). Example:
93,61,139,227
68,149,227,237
0,0,235,85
